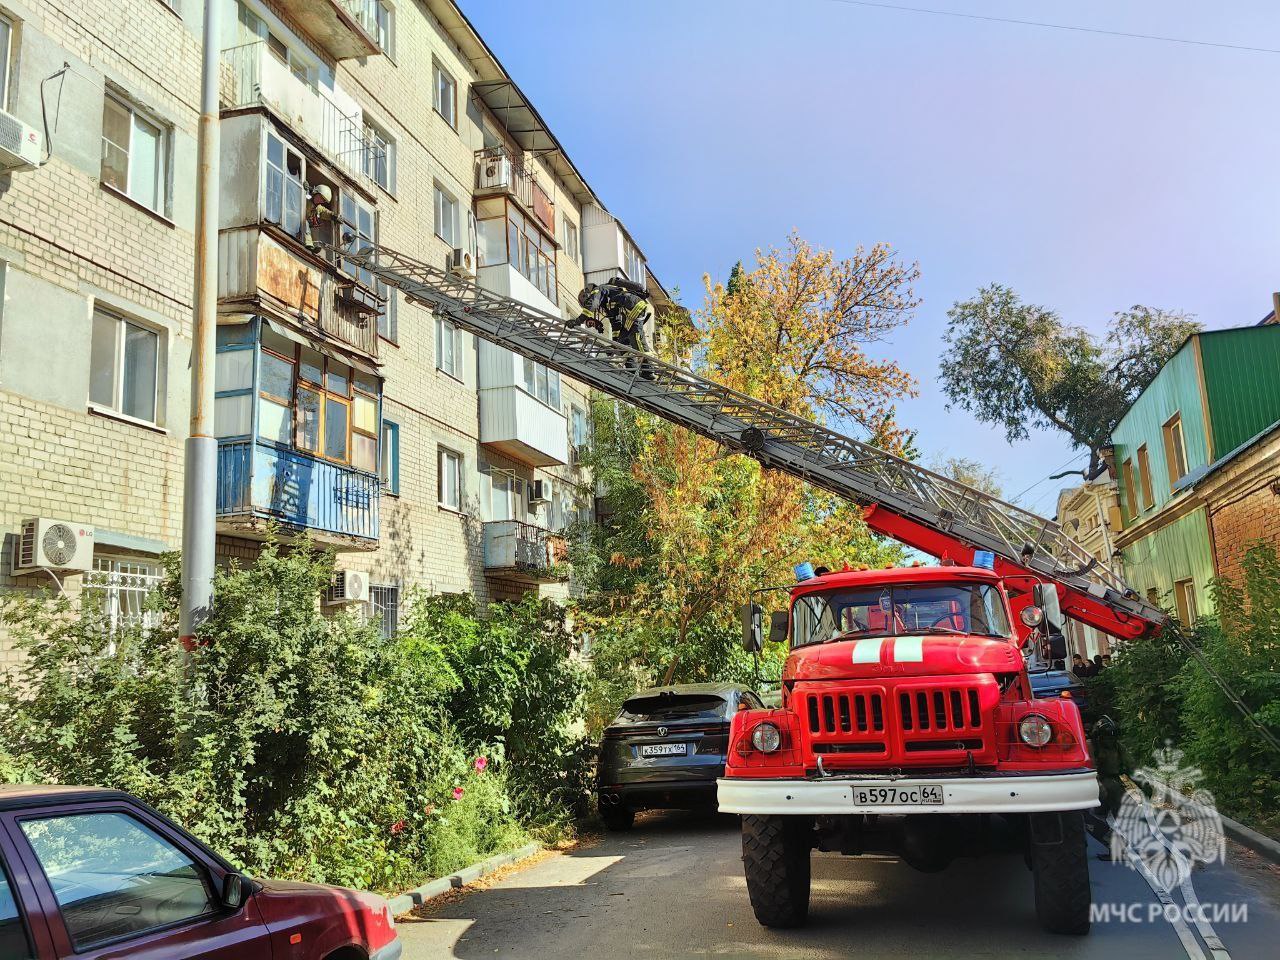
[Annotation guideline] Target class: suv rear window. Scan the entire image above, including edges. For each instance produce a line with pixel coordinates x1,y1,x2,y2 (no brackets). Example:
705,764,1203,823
619,693,728,722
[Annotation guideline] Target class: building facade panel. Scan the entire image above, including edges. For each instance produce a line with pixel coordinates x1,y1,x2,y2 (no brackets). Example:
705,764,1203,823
1198,326,1280,456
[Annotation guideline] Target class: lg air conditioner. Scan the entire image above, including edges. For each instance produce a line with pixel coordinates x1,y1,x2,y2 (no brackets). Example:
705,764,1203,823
0,110,42,172
325,569,370,605
13,519,95,572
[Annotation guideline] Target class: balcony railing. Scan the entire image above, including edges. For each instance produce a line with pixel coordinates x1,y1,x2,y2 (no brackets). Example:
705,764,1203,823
482,520,569,582
220,41,384,191
475,146,555,233
217,438,379,546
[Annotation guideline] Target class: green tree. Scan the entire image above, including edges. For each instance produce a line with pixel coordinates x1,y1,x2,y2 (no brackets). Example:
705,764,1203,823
940,286,1199,474
929,455,1003,497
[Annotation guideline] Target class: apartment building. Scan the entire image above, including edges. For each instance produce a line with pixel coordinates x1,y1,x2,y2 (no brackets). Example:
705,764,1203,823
0,0,663,658
1054,479,1120,658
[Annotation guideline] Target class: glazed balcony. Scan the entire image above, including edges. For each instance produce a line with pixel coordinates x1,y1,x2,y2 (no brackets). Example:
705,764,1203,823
216,439,379,548
482,520,569,583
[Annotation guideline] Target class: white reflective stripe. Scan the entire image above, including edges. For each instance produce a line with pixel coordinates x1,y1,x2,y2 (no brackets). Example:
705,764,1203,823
851,637,884,664
893,636,924,662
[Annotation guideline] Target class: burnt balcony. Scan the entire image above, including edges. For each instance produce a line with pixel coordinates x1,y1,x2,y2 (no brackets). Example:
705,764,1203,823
272,0,381,61
220,41,384,192
475,146,555,234
482,520,569,583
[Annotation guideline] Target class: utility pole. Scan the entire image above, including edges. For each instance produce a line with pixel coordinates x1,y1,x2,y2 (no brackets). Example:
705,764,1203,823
180,0,221,648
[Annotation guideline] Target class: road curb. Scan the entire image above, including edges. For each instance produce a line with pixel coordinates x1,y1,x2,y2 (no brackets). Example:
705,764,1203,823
1220,812,1280,866
386,841,541,915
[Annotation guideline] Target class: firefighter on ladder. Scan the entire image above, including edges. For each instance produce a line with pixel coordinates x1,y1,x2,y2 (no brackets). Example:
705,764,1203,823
569,278,654,375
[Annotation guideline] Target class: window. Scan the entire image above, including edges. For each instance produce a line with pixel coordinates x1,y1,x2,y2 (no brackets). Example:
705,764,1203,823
1122,457,1138,519
432,60,457,128
264,132,304,238
101,92,169,214
340,194,376,289
20,812,213,951
436,316,462,378
363,119,394,193
370,583,400,638
522,357,560,409
474,197,559,301
380,420,399,494
378,289,398,342
0,849,33,959
90,308,160,424
571,405,590,461
0,15,13,110
1163,413,1188,488
351,373,379,473
237,2,313,85
561,215,580,265
83,556,163,645
439,447,463,510
373,1,394,55
434,183,458,246
1174,579,1198,626
790,582,1012,647
1136,443,1154,509
623,241,644,285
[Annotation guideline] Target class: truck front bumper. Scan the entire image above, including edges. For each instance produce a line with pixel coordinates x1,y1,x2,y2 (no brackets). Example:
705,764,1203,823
718,770,1099,816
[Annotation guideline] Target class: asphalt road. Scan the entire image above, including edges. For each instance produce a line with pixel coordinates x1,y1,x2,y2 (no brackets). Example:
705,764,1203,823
396,811,1280,959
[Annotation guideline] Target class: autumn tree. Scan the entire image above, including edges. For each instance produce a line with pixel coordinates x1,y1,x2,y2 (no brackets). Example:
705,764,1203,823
930,456,1003,498
940,285,1199,474
575,237,918,714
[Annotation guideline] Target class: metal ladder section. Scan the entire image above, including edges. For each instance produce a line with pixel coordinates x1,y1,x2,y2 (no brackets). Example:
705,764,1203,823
351,244,1165,633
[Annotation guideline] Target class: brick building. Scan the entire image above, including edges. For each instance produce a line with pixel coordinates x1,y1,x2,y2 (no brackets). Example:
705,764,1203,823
0,0,665,659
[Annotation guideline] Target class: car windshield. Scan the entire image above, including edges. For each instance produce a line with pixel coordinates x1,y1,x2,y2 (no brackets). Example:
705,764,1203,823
791,582,1012,646
618,693,728,723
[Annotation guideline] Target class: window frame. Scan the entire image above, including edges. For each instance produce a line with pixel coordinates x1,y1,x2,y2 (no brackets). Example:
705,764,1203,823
380,419,399,495
0,14,13,111
1162,413,1188,490
432,59,457,129
435,315,462,380
16,807,220,953
88,307,162,427
369,583,400,639
438,446,463,511
561,214,580,265
1121,457,1138,521
362,116,395,194
374,0,395,56
1136,443,1154,510
434,182,459,246
101,90,171,216
1174,578,1197,625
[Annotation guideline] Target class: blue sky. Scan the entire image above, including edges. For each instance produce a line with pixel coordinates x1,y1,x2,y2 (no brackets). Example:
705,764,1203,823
460,0,1280,516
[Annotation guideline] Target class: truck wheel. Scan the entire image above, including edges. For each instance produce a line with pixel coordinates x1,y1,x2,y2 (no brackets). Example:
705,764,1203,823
1030,811,1091,935
600,805,634,832
742,814,812,928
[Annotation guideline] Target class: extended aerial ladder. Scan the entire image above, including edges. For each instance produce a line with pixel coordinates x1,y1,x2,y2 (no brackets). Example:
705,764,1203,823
350,243,1165,640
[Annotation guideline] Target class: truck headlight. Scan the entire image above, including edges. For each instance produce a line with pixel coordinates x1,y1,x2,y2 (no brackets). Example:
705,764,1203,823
1018,714,1053,748
751,722,782,753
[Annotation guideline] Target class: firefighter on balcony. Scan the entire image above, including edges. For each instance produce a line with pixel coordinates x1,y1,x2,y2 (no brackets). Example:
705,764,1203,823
302,183,336,253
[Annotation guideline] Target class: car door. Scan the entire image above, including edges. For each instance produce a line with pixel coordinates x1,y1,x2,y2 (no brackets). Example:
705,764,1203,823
4,802,273,960
0,824,56,960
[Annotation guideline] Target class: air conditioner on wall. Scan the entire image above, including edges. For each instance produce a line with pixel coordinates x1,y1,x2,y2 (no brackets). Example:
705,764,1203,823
449,247,475,279
477,155,511,190
325,570,370,605
13,519,95,572
0,110,42,172
528,480,549,504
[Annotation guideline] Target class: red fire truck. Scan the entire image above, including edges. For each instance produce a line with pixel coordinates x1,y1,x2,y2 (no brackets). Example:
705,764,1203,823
722,558,1096,935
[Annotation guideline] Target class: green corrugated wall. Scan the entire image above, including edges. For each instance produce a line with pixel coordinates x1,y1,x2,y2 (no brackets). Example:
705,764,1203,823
1111,345,1209,523
1199,326,1280,456
1118,507,1216,617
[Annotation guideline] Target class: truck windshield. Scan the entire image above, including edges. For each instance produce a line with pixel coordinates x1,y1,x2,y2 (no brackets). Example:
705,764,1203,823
791,582,1012,646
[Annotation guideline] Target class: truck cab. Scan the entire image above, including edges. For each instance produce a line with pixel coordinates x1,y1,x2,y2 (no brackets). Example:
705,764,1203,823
720,563,1097,935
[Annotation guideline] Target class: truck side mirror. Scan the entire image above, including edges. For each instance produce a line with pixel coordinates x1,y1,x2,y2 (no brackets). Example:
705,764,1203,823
768,610,789,645
1047,633,1068,661
740,603,763,654
1032,583,1065,633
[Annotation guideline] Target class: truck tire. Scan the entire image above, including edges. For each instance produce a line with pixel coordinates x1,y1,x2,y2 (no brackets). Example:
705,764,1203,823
600,804,634,832
1030,810,1091,935
742,814,812,928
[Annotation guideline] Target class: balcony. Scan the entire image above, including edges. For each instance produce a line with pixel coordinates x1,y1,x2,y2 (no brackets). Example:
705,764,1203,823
475,146,555,233
478,385,569,467
216,439,379,548
272,0,381,61
220,41,383,190
482,520,569,583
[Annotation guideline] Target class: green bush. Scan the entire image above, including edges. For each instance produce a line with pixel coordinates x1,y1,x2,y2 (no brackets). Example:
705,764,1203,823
0,539,584,892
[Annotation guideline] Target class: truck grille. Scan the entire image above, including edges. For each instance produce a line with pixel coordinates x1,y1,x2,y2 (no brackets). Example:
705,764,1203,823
797,679,995,767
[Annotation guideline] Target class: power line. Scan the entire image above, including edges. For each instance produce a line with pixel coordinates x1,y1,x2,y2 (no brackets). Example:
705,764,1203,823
818,0,1280,56
1009,450,1087,505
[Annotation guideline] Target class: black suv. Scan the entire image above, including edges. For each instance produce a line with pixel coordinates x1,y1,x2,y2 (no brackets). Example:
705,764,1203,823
596,683,762,830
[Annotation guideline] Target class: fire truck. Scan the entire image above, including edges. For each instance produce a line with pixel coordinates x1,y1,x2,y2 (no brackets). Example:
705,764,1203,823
345,243,1177,937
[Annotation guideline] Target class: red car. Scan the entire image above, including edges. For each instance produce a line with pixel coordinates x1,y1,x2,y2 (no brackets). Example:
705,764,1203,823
0,785,401,960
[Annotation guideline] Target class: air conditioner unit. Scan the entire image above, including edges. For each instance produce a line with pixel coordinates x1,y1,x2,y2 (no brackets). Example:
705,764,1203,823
449,247,475,279
13,519,94,572
477,155,512,190
325,569,370,605
529,480,550,504
0,110,42,172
